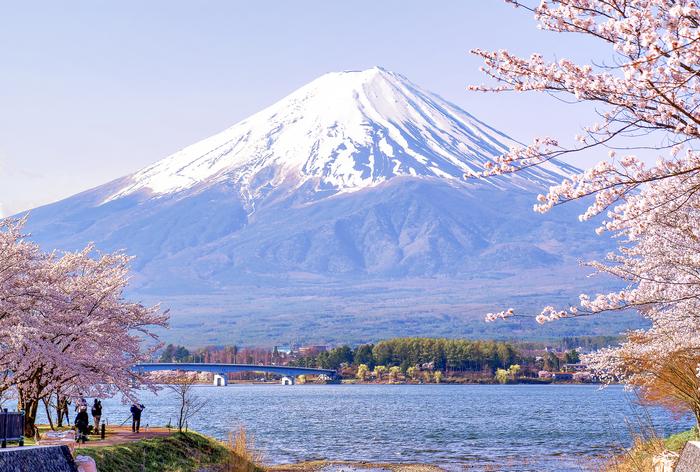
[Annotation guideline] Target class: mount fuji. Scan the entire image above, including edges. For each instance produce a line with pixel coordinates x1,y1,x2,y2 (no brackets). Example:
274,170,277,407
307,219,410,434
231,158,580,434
21,67,628,345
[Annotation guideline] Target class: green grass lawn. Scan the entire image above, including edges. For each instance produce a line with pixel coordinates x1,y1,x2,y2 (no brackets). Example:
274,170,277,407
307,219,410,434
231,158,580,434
76,431,262,472
662,428,699,452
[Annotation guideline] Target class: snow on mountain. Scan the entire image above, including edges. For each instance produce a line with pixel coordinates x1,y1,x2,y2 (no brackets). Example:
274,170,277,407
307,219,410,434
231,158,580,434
19,68,619,344
105,67,576,207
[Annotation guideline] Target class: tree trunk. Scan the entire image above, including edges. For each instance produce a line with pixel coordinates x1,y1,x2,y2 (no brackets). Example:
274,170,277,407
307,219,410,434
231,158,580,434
56,393,64,427
18,394,39,438
179,395,186,432
43,398,54,430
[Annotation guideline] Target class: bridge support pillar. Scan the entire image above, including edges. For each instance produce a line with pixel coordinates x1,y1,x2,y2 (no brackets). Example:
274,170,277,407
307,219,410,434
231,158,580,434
213,374,228,387
281,376,295,385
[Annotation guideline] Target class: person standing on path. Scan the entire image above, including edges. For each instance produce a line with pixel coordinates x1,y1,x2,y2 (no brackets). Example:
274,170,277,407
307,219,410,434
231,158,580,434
91,399,102,432
75,406,89,443
130,402,144,433
60,398,71,426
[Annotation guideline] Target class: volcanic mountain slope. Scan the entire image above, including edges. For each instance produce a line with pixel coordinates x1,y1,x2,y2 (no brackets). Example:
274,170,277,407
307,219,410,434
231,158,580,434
22,67,625,344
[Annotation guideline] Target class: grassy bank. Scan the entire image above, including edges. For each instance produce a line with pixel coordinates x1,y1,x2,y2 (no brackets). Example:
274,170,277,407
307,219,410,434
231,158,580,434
606,428,699,471
77,431,263,472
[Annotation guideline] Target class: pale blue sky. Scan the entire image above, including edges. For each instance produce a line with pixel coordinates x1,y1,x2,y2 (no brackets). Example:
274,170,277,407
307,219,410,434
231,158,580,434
0,1,610,216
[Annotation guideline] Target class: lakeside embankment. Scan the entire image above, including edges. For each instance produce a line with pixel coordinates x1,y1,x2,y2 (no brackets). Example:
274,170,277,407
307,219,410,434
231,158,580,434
74,430,261,472
76,430,456,472
604,428,699,471
37,426,446,472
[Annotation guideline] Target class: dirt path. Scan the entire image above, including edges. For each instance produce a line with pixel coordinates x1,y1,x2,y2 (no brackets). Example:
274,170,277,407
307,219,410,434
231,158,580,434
39,425,173,448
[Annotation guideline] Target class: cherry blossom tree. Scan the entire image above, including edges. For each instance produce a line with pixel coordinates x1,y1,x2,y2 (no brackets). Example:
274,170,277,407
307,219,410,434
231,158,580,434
0,218,169,436
473,0,700,419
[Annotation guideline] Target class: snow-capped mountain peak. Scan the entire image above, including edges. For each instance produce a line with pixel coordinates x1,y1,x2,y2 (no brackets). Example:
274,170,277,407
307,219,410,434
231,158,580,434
106,67,573,204
23,68,613,345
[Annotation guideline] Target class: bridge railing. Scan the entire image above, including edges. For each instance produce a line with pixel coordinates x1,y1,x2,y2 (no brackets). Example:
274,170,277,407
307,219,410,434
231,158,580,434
133,363,337,376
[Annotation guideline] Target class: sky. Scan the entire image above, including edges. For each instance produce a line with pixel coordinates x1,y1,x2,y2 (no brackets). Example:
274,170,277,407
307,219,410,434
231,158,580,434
0,1,615,216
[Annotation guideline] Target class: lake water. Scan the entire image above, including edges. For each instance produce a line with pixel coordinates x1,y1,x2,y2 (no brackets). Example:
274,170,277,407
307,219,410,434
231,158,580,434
39,384,693,471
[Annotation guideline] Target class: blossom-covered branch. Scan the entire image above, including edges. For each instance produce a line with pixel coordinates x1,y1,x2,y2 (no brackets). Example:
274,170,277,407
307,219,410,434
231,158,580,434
470,0,700,220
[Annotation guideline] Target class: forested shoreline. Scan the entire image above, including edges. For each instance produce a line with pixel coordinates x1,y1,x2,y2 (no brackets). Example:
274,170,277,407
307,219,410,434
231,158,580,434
158,336,617,384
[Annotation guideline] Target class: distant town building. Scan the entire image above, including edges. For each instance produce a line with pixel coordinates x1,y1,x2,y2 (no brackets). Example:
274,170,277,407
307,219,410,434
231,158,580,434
563,363,588,372
298,345,328,356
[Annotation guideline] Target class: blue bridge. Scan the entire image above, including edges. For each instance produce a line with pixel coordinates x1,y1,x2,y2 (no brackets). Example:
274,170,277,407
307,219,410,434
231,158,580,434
133,363,337,386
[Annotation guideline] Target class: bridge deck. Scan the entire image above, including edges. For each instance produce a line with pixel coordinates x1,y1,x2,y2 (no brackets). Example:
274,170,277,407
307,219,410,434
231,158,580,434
133,362,336,377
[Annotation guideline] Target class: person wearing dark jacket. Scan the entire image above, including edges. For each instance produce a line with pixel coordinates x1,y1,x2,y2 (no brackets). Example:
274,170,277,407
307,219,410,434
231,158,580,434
91,399,102,432
75,407,89,443
130,403,145,433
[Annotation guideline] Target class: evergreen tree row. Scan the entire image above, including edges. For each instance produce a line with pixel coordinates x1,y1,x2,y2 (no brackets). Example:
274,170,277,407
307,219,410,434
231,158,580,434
291,338,520,372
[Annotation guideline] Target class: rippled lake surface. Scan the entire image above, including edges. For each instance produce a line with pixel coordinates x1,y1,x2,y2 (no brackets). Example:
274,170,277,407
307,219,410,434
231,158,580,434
42,384,693,471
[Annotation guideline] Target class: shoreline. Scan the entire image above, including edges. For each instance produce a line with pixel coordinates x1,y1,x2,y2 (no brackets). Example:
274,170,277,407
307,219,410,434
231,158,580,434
186,380,604,386
268,461,448,472
29,426,451,472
